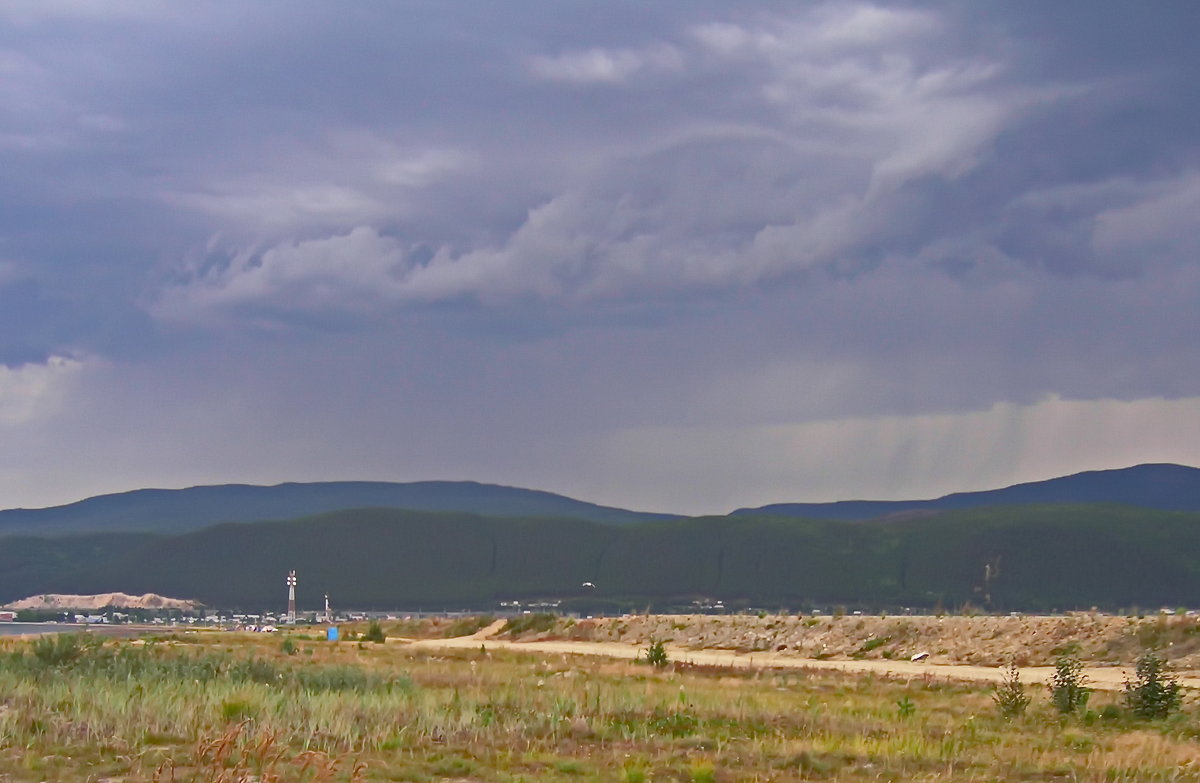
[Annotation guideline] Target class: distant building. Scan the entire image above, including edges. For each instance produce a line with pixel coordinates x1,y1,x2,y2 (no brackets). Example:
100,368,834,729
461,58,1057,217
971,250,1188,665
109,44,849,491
0,611,15,622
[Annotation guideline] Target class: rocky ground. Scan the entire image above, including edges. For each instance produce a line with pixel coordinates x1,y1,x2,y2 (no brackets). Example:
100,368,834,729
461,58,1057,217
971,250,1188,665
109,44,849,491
527,612,1200,668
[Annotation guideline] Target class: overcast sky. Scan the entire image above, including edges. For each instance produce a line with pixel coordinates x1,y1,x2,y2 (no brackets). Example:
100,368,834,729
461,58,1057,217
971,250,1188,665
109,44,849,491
2,1,1199,514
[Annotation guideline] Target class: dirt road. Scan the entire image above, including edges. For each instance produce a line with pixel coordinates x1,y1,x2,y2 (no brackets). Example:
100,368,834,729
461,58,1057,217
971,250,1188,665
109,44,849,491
408,621,1200,692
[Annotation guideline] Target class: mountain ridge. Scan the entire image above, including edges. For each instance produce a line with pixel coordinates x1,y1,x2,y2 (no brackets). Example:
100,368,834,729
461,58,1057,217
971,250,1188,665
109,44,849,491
3,462,1197,538
733,463,1200,520
0,480,678,537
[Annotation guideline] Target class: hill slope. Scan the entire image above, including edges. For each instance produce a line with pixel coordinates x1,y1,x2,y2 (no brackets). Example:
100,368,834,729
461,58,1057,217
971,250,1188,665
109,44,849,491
8,503,1200,611
733,463,1200,520
0,481,676,537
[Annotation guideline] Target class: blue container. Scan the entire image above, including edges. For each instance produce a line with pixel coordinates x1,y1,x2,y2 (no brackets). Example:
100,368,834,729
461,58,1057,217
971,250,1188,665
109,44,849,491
326,626,339,642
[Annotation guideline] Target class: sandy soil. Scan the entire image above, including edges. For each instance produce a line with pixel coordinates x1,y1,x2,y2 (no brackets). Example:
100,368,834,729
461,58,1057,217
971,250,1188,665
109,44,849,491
407,616,1200,692
4,592,200,610
552,613,1200,668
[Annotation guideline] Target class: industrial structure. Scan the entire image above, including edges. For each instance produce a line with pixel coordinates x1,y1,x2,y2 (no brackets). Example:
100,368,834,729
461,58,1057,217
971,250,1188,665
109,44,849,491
285,570,297,624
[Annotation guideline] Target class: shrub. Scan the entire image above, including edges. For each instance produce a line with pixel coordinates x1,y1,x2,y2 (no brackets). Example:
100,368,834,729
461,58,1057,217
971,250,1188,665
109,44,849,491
280,636,298,655
30,633,96,668
364,620,386,644
1124,652,1181,719
858,636,890,654
1049,655,1090,714
993,662,1030,719
501,613,558,636
644,639,670,669
896,696,916,719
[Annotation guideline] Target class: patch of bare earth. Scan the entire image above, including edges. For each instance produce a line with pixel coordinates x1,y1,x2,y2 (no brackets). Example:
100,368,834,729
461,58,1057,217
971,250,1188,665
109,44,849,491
539,613,1200,670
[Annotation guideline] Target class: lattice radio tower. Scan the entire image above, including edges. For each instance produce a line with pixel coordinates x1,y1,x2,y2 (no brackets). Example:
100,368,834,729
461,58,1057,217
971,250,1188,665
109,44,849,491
286,570,297,624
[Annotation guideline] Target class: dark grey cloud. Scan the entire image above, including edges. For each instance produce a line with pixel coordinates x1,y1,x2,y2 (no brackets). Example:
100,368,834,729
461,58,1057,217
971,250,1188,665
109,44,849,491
1,1,1199,511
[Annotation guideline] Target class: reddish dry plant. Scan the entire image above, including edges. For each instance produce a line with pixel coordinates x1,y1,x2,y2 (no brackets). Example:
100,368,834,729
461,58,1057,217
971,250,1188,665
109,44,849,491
147,720,364,783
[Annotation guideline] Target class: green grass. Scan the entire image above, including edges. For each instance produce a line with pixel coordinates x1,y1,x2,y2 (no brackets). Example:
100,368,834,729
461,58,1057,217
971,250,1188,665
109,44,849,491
1,631,1200,781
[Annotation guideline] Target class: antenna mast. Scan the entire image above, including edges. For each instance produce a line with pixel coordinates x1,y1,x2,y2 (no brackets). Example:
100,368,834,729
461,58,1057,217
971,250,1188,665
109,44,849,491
286,570,297,624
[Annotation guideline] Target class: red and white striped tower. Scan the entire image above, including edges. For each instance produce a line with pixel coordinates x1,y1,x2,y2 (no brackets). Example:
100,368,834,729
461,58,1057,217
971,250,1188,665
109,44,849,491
286,570,297,624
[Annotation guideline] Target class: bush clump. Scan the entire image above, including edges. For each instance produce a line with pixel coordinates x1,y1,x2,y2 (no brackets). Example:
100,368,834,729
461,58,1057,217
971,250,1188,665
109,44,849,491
644,639,670,669
364,619,386,644
993,662,1030,719
29,633,98,668
501,613,558,636
1049,655,1090,714
1124,652,1181,719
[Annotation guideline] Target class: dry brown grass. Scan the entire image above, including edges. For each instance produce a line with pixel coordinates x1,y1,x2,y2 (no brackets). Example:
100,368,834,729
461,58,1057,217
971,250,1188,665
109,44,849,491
2,626,1200,781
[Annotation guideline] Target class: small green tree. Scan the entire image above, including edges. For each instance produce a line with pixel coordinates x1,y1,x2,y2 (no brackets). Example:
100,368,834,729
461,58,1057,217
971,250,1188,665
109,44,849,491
1124,652,1181,719
644,638,670,668
364,619,386,644
1049,655,1090,714
993,662,1030,719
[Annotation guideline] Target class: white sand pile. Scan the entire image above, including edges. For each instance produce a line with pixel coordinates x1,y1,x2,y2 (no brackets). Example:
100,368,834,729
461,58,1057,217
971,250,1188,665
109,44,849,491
4,592,200,611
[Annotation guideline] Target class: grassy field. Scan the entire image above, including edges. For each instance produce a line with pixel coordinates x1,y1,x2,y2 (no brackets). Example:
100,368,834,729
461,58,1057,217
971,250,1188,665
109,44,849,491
1,626,1199,782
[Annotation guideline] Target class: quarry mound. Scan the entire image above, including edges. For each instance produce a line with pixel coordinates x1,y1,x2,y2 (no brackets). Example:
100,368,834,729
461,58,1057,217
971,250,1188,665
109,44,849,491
3,592,200,611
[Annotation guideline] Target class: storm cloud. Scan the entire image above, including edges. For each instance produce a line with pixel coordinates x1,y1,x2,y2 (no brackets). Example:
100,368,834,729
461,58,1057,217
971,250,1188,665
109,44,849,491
2,1,1199,513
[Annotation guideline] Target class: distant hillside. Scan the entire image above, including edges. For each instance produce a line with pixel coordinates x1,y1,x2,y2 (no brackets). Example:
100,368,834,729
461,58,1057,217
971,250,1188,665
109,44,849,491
8,503,1200,611
733,463,1200,520
8,463,1195,537
0,481,677,538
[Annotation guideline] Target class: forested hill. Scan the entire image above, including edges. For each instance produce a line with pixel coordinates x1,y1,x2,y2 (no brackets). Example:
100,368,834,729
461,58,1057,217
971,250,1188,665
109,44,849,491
6,503,1200,612
733,463,1200,520
6,463,1196,537
0,481,677,537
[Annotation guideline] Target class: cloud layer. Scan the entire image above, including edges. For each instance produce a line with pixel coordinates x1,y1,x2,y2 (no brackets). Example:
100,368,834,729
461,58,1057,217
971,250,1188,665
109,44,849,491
1,1,1199,511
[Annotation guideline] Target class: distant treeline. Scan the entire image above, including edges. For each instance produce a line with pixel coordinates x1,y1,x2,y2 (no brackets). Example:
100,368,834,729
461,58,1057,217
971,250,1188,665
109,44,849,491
4,504,1200,612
